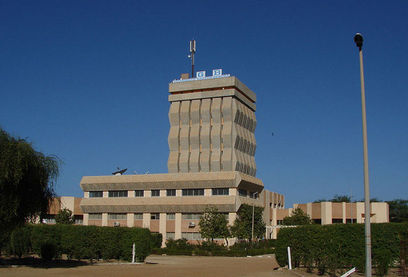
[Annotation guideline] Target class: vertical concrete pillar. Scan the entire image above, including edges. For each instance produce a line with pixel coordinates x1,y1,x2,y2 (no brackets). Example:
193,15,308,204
103,191,108,198
145,190,151,197
127,213,134,227
143,213,150,228
83,213,89,226
307,203,312,218
176,189,182,197
356,202,364,223
342,202,346,223
102,213,108,226
84,192,89,198
204,188,211,196
321,202,332,225
271,208,277,226
160,189,166,197
175,213,182,239
159,213,166,247
229,188,236,196
128,190,135,198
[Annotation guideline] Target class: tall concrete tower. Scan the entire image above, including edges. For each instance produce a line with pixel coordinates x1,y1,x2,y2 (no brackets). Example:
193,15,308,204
167,74,257,176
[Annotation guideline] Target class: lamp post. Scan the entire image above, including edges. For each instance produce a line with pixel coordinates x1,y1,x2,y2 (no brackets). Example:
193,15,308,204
251,192,258,241
354,33,372,277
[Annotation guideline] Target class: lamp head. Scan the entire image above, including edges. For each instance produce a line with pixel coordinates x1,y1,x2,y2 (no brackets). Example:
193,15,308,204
354,33,363,50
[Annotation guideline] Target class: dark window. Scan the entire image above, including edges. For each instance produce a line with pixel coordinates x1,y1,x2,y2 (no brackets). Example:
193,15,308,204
212,188,229,196
167,189,176,196
151,213,160,220
89,191,103,198
182,189,204,196
332,218,343,224
249,192,259,199
313,219,322,224
135,190,144,197
151,190,160,197
238,189,247,197
108,190,128,197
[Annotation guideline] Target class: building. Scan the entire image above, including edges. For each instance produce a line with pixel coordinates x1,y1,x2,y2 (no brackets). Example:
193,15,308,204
79,71,285,245
268,201,389,239
43,196,84,224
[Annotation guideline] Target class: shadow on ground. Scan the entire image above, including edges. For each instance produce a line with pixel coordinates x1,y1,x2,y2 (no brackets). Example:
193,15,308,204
0,257,89,268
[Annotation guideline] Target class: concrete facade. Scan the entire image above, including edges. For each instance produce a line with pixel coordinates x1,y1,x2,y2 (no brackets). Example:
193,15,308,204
44,196,83,224
268,201,389,239
168,77,257,177
79,74,285,245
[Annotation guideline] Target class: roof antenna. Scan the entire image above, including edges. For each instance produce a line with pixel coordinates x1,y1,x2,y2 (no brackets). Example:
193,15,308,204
188,40,196,78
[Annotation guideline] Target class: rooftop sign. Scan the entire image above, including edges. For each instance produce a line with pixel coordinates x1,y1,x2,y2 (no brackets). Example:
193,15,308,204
172,69,230,83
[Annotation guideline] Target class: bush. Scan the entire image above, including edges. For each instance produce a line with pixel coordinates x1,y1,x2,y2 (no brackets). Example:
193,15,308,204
25,224,154,262
9,225,32,258
275,223,408,276
40,241,57,261
150,233,163,249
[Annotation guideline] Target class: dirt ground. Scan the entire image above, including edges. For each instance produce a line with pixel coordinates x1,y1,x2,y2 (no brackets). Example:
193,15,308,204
0,254,309,277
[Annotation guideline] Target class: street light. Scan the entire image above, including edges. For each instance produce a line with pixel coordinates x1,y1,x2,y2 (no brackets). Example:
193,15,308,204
251,192,258,241
354,33,372,277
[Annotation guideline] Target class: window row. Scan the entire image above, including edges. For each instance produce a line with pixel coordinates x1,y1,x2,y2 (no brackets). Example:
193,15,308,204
89,188,229,198
88,212,228,221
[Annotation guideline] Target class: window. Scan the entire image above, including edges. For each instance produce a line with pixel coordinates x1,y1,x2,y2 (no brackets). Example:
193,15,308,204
166,213,175,220
89,191,103,198
212,188,229,196
135,190,144,197
182,232,202,240
182,189,204,196
182,213,202,220
151,213,160,220
238,189,247,197
134,213,143,220
151,190,160,197
277,220,283,225
332,219,343,224
167,189,176,196
89,213,102,220
108,190,128,197
166,232,175,240
108,213,127,220
249,192,259,199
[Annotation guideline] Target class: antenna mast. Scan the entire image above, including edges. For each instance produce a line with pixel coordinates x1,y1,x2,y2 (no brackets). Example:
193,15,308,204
189,40,196,77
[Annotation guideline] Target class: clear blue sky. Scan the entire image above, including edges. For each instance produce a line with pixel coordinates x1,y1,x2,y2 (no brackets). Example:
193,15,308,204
1,1,407,207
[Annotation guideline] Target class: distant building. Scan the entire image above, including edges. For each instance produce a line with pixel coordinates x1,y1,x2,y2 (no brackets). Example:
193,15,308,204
79,72,285,245
43,196,83,224
268,201,389,239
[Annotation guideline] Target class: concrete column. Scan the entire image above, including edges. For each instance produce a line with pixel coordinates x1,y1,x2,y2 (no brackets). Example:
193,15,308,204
229,188,236,196
204,188,211,196
321,202,332,225
159,213,166,247
228,213,236,226
175,213,182,239
128,190,135,198
103,191,108,198
342,202,346,223
176,189,182,197
356,202,364,223
145,190,151,197
84,192,89,198
160,189,166,197
102,213,108,226
127,213,134,227
307,203,312,218
83,213,89,225
143,213,150,228
271,208,277,226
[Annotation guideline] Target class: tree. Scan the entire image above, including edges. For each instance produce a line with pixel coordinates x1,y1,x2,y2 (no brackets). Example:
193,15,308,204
282,207,312,225
199,207,230,244
331,195,351,203
0,128,59,244
387,199,408,223
55,208,74,224
231,204,265,240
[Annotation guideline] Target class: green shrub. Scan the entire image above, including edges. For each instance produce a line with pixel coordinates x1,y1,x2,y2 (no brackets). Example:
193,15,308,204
40,241,57,261
9,225,32,258
150,233,163,249
275,223,408,276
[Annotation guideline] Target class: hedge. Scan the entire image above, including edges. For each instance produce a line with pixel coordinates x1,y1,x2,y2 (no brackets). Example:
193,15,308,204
151,238,275,257
275,223,408,276
6,224,154,262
